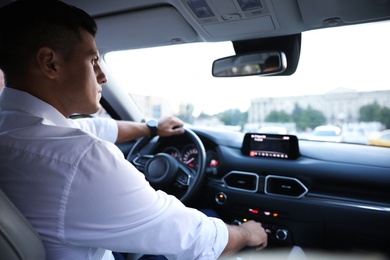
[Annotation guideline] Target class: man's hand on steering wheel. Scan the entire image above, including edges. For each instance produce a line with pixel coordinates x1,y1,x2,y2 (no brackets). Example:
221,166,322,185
155,116,185,137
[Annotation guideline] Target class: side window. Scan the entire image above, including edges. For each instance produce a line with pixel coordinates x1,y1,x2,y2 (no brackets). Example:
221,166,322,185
152,104,161,119
95,105,112,118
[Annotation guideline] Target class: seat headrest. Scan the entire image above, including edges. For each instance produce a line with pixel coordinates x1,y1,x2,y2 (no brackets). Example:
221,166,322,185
0,189,46,260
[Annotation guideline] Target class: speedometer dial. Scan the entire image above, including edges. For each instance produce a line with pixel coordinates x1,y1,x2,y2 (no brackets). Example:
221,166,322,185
182,145,198,168
162,147,182,161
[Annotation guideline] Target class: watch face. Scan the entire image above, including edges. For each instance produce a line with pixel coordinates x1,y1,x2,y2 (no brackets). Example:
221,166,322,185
147,119,158,127
147,119,158,137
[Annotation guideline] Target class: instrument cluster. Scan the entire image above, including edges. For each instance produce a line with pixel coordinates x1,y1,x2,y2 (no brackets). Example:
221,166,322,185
162,145,219,174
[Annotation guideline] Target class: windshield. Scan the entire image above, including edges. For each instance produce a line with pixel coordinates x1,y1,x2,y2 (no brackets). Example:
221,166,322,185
104,21,390,146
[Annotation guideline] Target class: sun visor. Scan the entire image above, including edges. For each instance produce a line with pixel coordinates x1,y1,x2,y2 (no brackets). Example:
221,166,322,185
95,6,198,51
233,34,301,76
297,0,390,28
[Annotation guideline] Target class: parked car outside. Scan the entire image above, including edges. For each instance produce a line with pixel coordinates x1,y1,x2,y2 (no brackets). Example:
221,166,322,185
368,129,390,147
307,125,343,143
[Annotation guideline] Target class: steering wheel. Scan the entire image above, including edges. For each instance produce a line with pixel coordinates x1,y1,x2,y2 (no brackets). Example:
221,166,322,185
126,127,206,204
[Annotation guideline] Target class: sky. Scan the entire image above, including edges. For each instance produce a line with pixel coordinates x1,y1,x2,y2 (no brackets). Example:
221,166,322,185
104,21,390,115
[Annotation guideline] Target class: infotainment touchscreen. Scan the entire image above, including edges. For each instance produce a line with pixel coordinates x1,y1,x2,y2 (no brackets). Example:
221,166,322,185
241,133,300,159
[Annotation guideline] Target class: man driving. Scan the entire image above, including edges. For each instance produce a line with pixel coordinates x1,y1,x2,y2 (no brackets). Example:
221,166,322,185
0,1,268,259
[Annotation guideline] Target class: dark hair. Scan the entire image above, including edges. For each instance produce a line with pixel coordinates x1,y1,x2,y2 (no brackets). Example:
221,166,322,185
0,0,97,83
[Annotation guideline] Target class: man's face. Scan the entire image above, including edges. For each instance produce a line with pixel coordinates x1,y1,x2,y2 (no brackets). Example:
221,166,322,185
58,30,107,116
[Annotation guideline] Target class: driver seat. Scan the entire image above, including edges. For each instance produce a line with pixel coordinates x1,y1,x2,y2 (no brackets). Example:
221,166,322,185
0,188,46,260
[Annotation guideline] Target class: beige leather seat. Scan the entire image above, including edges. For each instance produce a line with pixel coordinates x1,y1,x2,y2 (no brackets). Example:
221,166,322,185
0,189,46,260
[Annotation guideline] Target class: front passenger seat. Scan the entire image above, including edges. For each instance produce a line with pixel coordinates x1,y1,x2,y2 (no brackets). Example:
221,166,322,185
0,189,46,260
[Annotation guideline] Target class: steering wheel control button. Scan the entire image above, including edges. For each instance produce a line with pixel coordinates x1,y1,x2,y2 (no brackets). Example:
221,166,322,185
215,192,227,204
176,171,190,186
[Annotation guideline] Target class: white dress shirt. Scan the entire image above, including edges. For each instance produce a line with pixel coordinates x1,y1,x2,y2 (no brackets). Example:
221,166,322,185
68,116,118,144
0,88,228,260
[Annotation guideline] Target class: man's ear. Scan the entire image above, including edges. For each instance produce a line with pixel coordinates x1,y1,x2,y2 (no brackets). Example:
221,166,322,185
36,47,59,79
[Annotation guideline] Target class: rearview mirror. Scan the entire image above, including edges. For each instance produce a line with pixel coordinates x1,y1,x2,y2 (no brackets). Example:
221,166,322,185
212,51,286,77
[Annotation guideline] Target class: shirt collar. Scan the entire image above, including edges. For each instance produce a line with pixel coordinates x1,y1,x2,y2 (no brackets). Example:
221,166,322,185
0,87,72,127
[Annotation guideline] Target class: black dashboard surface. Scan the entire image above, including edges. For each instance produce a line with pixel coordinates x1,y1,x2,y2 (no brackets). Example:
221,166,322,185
191,127,390,253
127,126,390,254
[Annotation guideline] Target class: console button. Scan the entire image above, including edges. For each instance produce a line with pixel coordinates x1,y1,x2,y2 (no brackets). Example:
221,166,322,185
275,228,288,241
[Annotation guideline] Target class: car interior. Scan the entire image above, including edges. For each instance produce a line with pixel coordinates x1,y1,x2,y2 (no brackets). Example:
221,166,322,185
1,0,390,259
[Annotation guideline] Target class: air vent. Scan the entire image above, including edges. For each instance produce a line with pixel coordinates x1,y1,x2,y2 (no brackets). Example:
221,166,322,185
223,171,259,192
265,175,308,198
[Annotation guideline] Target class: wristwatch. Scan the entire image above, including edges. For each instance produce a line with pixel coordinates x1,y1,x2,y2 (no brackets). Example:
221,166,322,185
146,119,158,138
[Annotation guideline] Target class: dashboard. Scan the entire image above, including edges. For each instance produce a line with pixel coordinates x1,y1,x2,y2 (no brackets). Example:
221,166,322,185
136,126,390,255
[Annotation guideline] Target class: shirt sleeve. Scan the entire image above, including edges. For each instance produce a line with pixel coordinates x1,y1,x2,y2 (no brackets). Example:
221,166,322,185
68,117,118,143
61,140,228,259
